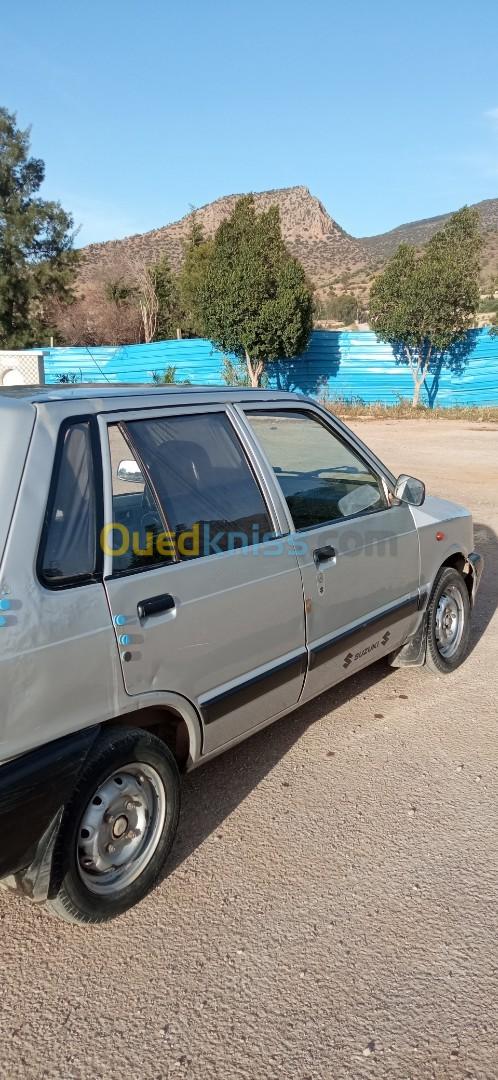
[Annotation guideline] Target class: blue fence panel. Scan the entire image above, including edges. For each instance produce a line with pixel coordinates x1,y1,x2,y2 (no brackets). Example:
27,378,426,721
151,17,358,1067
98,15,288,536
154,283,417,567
266,329,498,406
447,329,498,405
42,338,227,386
41,329,498,407
267,332,416,403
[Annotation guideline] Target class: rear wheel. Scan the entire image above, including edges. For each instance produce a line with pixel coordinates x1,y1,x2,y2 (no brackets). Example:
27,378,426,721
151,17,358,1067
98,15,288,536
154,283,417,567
424,567,471,675
46,727,180,924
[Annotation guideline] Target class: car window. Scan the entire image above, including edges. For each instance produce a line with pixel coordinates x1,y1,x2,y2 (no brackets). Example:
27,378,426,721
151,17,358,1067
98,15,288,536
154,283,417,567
108,425,173,573
39,421,98,586
122,412,274,560
245,410,387,530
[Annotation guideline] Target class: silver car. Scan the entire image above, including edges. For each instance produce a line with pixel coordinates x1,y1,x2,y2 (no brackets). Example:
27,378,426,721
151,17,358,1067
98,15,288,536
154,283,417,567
0,385,483,923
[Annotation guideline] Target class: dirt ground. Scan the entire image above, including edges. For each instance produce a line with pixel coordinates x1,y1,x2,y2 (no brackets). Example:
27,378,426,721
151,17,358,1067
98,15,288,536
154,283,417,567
2,419,498,1080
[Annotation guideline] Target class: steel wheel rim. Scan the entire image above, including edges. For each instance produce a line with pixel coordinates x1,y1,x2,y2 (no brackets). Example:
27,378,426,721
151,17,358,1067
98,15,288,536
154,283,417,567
77,762,166,895
435,585,465,659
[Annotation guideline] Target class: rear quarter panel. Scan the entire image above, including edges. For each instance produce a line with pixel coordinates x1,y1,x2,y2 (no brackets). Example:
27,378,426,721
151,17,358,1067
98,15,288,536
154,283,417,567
0,407,120,765
0,400,35,568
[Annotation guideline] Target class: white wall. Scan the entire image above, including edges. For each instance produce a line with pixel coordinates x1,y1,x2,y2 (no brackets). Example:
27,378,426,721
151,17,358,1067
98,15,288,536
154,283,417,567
0,351,44,386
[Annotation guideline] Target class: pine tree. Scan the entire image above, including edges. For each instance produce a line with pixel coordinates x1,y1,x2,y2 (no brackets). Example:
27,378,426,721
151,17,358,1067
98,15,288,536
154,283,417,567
0,107,78,347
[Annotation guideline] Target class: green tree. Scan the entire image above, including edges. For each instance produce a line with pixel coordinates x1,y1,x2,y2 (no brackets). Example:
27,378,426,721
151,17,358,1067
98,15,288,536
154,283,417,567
150,257,183,340
183,206,205,250
0,107,78,347
369,207,482,406
182,196,314,386
321,291,359,324
104,278,136,306
178,211,211,336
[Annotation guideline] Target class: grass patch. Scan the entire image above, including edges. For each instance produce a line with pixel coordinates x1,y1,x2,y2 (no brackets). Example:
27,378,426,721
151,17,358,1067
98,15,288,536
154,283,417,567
321,395,498,422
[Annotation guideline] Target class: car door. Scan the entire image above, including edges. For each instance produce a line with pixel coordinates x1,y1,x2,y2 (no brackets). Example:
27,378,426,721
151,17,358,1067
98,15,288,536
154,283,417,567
100,404,307,755
242,404,421,699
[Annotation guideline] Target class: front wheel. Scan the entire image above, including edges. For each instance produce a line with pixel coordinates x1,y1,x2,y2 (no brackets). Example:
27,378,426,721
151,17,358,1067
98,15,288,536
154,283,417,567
424,567,471,675
46,727,180,925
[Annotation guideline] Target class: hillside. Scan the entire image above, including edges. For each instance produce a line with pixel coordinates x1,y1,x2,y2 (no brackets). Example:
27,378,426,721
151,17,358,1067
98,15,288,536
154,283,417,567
79,187,498,294
80,186,370,288
361,197,498,281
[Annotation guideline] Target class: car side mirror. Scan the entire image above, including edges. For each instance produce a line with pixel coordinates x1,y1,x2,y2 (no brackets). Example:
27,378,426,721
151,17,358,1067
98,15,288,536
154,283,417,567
117,459,144,484
394,474,425,507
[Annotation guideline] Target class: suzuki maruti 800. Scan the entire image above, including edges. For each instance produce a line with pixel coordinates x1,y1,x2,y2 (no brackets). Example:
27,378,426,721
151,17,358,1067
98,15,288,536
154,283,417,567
0,385,482,923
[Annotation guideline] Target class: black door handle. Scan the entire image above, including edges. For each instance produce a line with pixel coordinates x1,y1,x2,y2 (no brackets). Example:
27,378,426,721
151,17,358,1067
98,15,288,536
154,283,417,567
137,593,175,620
313,545,336,566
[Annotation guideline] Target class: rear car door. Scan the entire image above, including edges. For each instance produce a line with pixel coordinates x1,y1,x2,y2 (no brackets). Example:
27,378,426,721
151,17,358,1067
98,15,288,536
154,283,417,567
243,405,421,698
100,405,307,754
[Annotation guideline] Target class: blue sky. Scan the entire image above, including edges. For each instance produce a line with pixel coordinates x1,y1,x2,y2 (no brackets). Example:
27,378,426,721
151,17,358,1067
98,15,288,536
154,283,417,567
2,0,498,246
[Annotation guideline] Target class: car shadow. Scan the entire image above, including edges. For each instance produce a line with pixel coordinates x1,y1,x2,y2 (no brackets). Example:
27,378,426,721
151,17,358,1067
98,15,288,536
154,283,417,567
468,521,498,655
166,661,394,878
165,522,497,879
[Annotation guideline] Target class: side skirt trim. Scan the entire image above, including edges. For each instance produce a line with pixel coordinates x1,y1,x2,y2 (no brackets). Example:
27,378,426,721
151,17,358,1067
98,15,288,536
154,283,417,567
202,652,307,726
309,595,420,671
201,595,421,725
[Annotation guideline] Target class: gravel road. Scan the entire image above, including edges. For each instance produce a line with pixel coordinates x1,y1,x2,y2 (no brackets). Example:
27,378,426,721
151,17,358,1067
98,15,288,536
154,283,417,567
2,419,497,1080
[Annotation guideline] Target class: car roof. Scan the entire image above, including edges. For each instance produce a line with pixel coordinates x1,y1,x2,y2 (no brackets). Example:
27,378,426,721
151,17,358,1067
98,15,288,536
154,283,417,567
0,383,304,407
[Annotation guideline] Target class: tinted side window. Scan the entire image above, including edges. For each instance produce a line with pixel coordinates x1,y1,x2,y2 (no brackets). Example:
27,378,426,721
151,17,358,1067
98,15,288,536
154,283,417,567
40,421,98,586
108,425,173,574
246,411,387,530
124,412,274,559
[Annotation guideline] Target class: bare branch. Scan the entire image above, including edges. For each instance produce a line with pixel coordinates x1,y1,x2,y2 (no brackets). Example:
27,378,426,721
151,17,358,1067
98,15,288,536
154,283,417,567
128,256,158,344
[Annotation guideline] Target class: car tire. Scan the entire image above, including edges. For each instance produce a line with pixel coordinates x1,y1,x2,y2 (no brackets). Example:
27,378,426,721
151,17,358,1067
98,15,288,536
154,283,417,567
46,727,180,925
424,567,471,675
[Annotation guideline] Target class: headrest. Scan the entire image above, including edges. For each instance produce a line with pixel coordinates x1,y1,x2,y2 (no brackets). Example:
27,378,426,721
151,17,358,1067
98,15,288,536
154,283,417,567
155,439,213,493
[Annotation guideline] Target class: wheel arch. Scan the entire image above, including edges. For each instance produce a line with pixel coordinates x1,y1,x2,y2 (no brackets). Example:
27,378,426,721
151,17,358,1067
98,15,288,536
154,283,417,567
390,549,475,671
103,692,204,772
439,550,474,604
1,695,203,906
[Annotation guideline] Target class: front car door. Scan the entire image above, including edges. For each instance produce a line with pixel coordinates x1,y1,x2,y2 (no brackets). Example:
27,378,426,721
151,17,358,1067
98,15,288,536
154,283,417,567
100,404,307,755
242,404,421,698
